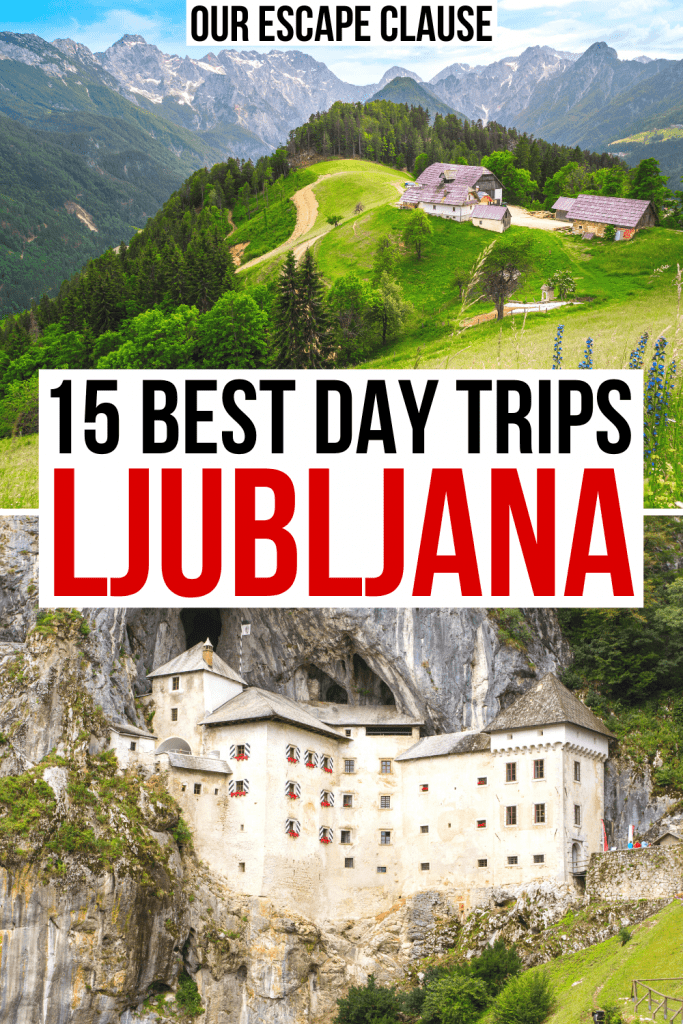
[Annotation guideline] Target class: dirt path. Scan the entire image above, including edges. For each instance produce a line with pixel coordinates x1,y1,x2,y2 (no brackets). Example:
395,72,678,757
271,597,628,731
237,172,345,272
226,207,235,237
508,205,571,232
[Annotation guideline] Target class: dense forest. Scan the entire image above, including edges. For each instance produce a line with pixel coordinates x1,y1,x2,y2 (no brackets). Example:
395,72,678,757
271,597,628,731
285,100,624,196
0,97,678,435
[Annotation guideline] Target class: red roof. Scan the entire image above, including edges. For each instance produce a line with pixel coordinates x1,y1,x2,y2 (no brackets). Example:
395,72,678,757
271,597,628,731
568,194,653,228
403,163,497,207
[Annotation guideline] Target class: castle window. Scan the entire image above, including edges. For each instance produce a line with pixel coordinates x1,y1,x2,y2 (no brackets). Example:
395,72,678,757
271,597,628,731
240,824,244,831
420,825,429,833
506,806,517,826
534,759,544,779
477,777,487,786
535,803,546,824
380,795,391,809
505,762,516,782
238,862,245,872
214,788,218,795
194,783,201,795
345,858,354,868
574,804,581,826
236,744,246,759
345,729,352,737
341,830,351,844
321,791,334,807
380,831,391,845
420,863,430,871
320,826,333,845
321,755,333,773
420,784,429,792
507,856,518,865
181,784,186,792
343,794,353,808
478,859,488,868
286,818,301,837
380,760,392,774
172,676,180,691
171,708,178,722
476,819,486,829
235,781,245,794
574,761,581,782
130,742,136,751
286,745,300,764
377,866,387,873
305,751,317,768
344,759,355,774
286,781,300,800
534,854,545,863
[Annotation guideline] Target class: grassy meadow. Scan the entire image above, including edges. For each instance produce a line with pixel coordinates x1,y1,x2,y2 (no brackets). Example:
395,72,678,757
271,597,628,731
528,900,683,1024
0,434,38,509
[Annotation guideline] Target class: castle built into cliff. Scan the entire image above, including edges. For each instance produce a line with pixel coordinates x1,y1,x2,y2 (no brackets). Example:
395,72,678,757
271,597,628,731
110,639,614,918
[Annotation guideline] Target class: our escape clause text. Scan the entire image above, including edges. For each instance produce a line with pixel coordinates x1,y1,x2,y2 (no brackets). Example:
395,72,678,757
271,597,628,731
38,370,643,608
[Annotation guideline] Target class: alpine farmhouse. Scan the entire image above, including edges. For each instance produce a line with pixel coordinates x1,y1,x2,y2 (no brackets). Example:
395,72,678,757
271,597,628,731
401,163,504,221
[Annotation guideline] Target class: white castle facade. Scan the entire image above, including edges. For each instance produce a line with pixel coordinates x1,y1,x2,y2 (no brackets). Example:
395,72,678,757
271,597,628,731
111,640,613,919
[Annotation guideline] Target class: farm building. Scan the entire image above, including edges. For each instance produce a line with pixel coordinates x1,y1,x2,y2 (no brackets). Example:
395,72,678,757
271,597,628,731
552,196,576,221
472,204,511,232
401,163,503,221
564,195,655,239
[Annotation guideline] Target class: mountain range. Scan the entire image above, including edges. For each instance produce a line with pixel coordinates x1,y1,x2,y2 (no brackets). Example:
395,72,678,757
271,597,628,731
1,30,682,312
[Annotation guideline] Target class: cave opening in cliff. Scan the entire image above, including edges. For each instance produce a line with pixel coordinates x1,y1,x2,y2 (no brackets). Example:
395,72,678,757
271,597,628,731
352,654,396,705
304,663,349,703
181,608,222,650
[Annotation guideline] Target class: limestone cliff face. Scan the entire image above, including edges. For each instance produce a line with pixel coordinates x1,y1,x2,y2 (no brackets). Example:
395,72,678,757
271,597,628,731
0,515,674,1023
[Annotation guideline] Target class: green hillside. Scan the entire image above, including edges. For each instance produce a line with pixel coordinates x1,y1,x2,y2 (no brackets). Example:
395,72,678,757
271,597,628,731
369,77,462,120
0,41,265,313
528,901,683,1024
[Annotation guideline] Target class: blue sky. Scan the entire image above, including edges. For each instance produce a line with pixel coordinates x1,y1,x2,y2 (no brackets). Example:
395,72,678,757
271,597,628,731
5,0,683,83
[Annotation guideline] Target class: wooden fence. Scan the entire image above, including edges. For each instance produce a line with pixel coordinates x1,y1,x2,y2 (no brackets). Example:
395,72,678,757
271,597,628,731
632,980,683,1022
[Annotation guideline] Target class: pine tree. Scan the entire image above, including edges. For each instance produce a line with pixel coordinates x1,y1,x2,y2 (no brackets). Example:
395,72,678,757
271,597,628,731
296,248,329,368
273,251,301,367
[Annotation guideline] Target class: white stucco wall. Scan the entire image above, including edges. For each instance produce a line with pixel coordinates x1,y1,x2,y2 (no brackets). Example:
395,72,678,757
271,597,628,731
152,668,243,751
418,201,475,221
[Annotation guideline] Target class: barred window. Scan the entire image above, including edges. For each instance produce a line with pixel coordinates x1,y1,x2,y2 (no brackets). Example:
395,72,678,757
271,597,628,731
344,759,355,774
380,831,391,845
380,795,391,809
345,858,354,868
478,859,488,868
420,863,430,871
507,856,518,865
534,854,545,863
574,804,581,826
535,803,546,824
171,708,178,722
420,825,429,833
377,866,387,873
380,760,392,774
341,830,351,844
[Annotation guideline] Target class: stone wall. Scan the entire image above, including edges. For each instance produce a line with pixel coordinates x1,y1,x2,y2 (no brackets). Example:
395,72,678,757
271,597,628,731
586,845,683,900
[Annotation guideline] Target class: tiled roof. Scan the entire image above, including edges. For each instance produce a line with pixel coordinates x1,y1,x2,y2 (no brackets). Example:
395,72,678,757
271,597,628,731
148,640,245,685
201,687,346,740
552,196,576,212
567,194,653,228
396,731,490,761
472,204,508,220
110,721,157,739
484,673,616,738
402,163,495,207
302,702,423,726
165,752,231,774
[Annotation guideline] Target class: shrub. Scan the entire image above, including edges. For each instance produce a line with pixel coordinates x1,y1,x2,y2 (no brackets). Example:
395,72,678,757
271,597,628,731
333,974,400,1024
421,974,490,1024
603,1004,624,1024
603,225,616,241
618,925,632,945
470,939,522,996
492,971,555,1024
176,971,204,1017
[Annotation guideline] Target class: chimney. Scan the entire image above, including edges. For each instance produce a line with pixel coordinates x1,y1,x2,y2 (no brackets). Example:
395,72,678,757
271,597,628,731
202,638,213,668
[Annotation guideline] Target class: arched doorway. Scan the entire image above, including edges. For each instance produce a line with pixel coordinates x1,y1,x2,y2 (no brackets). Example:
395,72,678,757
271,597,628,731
156,737,192,754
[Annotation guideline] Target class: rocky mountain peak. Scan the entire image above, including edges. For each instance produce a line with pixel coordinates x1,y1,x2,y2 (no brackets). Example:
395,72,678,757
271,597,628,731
377,65,423,89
